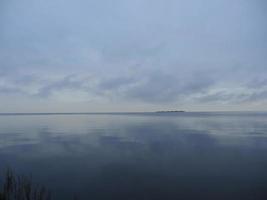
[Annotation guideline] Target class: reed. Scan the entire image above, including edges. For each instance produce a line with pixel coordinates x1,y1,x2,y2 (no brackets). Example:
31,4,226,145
0,168,51,200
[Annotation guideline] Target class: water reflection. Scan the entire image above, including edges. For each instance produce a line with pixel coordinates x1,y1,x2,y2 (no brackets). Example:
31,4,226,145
0,113,267,199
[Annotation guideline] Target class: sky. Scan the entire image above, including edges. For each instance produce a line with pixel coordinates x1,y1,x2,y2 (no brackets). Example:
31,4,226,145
0,0,267,112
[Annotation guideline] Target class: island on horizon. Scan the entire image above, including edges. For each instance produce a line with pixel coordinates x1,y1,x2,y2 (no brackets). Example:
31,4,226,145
155,110,185,113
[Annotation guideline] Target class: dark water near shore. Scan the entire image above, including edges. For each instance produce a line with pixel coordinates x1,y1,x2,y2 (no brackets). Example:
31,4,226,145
0,112,267,199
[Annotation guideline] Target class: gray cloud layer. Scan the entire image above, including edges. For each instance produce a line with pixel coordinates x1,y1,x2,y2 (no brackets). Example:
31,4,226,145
0,0,267,111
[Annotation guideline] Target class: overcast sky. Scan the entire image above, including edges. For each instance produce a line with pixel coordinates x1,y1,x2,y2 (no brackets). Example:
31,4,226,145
0,0,266,112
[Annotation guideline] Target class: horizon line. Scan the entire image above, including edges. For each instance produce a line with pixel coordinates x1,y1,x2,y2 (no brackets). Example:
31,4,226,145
0,111,266,116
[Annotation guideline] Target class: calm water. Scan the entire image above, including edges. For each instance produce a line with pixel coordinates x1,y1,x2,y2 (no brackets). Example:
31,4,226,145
0,112,267,200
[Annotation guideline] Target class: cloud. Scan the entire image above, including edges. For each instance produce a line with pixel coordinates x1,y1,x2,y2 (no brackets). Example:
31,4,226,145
36,75,90,98
0,0,266,111
1,67,267,107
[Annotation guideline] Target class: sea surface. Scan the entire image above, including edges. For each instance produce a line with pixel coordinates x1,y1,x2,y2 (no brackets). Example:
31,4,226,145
0,112,267,200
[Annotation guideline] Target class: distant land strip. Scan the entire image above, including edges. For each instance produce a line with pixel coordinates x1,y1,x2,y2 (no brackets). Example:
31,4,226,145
155,110,185,113
0,111,185,116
